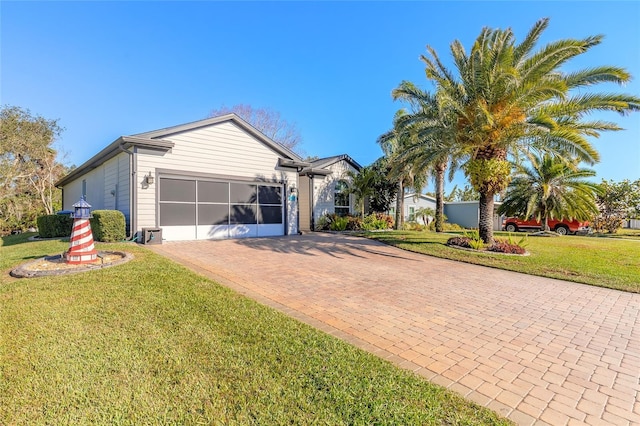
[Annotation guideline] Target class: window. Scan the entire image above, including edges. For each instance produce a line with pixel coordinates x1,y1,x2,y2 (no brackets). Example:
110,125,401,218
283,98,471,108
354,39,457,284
335,180,350,217
409,206,415,221
82,179,87,198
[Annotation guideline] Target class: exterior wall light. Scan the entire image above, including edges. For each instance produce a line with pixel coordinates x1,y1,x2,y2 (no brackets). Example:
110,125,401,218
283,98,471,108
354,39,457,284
145,172,154,185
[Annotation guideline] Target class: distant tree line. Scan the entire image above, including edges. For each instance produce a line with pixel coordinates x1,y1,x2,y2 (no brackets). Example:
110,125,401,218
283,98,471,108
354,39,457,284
0,106,71,235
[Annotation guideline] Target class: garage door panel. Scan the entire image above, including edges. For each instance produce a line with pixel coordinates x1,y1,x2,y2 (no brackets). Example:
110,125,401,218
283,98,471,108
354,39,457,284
258,186,282,204
197,225,229,240
159,203,196,226
198,181,229,203
230,183,257,203
259,205,283,224
198,204,229,225
229,224,258,238
160,178,196,202
230,204,257,224
258,224,284,237
163,225,197,241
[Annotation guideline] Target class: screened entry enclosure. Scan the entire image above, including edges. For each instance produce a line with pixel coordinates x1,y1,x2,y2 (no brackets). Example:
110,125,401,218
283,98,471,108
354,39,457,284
159,177,284,240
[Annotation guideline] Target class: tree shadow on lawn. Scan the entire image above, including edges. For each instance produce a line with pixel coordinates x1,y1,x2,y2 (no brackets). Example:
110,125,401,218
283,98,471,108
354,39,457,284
232,232,419,261
1,233,37,247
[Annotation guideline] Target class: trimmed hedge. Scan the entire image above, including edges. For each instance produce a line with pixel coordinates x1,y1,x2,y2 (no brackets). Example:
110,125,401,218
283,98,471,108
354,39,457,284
36,214,74,238
90,210,126,242
37,210,126,242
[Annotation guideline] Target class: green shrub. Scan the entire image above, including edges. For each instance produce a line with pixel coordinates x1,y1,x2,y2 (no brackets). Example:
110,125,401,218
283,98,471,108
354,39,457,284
362,213,394,230
36,214,74,238
90,210,126,242
507,233,529,249
375,213,394,229
345,215,362,231
403,221,426,231
315,214,333,231
316,213,363,231
362,214,385,230
464,229,485,250
427,221,464,232
329,216,349,231
468,239,486,250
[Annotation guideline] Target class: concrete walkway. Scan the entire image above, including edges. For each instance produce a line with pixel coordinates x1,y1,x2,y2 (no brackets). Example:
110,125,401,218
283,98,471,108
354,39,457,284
150,233,640,425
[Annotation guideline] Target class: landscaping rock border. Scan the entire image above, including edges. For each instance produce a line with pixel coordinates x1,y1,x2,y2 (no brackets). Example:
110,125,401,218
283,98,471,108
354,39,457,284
9,251,134,278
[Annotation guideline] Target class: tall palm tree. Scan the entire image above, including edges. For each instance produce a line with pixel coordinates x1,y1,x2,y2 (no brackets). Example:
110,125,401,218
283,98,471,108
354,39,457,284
390,82,463,232
377,110,428,230
498,153,601,231
422,18,640,243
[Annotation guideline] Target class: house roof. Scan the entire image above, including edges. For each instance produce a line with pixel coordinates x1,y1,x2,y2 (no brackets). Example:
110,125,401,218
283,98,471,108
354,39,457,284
55,136,175,187
134,113,302,162
404,193,437,203
300,154,362,176
56,113,303,187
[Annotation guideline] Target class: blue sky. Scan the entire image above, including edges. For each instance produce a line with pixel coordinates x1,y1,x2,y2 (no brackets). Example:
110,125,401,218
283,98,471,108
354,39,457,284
2,1,639,191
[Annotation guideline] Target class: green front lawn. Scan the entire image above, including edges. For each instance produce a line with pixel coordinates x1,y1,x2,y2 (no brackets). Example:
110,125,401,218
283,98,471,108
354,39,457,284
363,230,640,293
0,234,509,425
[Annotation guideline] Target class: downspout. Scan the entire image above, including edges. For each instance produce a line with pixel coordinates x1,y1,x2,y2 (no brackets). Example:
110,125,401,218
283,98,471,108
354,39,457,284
295,166,304,235
283,180,288,236
309,174,315,231
118,144,136,240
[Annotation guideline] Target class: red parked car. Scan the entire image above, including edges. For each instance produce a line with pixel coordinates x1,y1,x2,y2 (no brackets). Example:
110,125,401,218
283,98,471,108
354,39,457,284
502,217,590,235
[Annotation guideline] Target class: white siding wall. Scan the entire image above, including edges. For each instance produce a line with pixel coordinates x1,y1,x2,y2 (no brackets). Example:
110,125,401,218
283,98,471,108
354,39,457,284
312,160,357,224
403,195,437,224
63,179,83,211
62,153,131,225
63,164,105,210
135,121,298,234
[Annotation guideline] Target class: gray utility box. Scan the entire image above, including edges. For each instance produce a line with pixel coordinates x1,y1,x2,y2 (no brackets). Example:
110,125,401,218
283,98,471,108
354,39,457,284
141,227,163,245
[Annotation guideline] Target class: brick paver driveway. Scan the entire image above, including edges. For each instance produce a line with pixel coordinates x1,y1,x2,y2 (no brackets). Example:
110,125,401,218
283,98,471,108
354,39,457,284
150,233,640,425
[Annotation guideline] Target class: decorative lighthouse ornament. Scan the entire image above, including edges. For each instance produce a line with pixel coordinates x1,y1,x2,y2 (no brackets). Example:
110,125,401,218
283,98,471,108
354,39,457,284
66,197,98,264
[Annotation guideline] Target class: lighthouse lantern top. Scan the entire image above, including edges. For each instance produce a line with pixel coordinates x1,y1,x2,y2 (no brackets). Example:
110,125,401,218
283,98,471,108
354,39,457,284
72,197,92,219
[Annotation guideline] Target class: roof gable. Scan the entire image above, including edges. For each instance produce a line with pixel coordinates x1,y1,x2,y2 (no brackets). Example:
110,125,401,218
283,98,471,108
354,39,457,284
309,154,362,171
134,113,301,161
404,193,437,204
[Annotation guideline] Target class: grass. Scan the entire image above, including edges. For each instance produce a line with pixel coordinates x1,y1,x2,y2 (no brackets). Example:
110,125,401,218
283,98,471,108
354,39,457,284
0,233,510,425
362,230,640,293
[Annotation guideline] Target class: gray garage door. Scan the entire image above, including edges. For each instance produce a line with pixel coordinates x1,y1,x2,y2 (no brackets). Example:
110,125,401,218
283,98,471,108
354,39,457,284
158,177,284,241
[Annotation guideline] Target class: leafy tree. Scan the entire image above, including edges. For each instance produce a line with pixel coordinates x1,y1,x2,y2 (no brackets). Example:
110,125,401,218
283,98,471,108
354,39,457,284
421,18,640,243
368,158,398,213
593,179,640,233
0,105,66,233
497,153,601,231
209,104,303,153
447,184,479,202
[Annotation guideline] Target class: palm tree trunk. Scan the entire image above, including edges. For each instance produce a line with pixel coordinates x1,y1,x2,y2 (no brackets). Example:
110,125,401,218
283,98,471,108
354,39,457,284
541,205,550,231
435,162,446,233
478,190,495,244
395,179,404,230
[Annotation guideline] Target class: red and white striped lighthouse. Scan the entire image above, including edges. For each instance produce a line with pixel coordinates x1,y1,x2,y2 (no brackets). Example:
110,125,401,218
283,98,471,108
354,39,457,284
66,197,98,264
